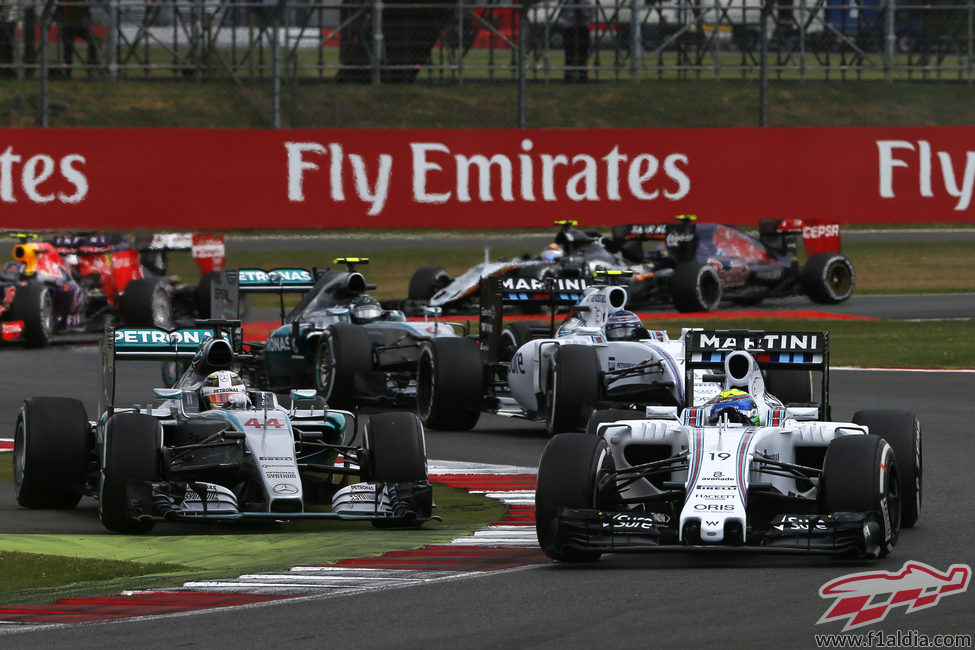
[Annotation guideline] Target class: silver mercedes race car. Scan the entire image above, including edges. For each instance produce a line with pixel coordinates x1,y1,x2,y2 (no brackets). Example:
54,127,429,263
535,329,922,561
13,320,435,533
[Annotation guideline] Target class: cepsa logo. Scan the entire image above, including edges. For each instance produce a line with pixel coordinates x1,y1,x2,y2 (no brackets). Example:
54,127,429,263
0,146,88,204
818,561,971,632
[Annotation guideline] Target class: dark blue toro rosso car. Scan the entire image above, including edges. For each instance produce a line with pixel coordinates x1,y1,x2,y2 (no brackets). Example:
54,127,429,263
602,216,856,312
212,259,463,410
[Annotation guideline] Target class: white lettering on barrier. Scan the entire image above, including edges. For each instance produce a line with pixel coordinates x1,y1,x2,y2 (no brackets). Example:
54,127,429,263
287,139,691,215
877,139,975,211
0,147,88,204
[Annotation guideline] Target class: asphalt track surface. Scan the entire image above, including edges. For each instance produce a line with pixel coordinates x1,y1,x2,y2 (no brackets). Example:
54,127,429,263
1,296,974,647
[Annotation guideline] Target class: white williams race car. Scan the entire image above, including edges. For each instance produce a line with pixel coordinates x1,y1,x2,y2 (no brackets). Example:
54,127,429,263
416,274,727,435
535,329,922,561
13,320,435,533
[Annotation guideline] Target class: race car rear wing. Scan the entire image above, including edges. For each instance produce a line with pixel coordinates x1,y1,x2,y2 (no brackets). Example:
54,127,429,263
683,329,831,419
478,275,588,363
610,215,698,264
99,320,241,418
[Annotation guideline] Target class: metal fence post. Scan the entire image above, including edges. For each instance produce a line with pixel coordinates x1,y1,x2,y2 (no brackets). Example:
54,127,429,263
518,1,526,127
272,1,282,128
884,0,894,83
631,0,642,80
108,0,119,81
759,0,768,127
372,0,384,84
39,0,55,127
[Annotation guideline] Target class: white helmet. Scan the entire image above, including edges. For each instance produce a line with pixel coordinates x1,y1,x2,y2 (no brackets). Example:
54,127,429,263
200,370,249,410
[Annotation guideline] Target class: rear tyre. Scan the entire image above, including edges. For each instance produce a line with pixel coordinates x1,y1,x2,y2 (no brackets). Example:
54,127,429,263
500,321,545,363
671,262,722,312
121,277,173,328
99,413,160,534
12,283,54,348
408,266,452,301
852,410,922,528
193,271,221,319
14,397,89,509
546,345,600,435
315,324,374,410
820,434,899,557
802,253,855,303
416,338,484,431
536,433,615,562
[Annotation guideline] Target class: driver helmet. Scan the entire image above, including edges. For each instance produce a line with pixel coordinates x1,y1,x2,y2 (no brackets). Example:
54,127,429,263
201,370,250,410
605,311,643,341
541,243,564,262
350,294,383,324
706,388,760,426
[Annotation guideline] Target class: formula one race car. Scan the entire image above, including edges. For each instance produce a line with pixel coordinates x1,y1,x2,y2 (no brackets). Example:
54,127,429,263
535,329,922,561
12,321,434,533
0,232,223,347
605,216,856,311
416,273,732,435
214,259,464,410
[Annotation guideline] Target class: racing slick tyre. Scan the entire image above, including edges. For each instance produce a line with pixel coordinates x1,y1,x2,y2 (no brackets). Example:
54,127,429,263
671,262,722,313
14,397,89,509
365,412,428,483
408,266,452,301
192,271,221,319
585,408,642,436
364,412,429,529
764,369,814,405
416,337,484,431
500,321,548,363
852,409,922,528
536,433,616,562
820,434,900,557
11,283,54,348
546,345,600,436
99,413,161,534
120,277,173,329
801,253,855,304
315,324,374,410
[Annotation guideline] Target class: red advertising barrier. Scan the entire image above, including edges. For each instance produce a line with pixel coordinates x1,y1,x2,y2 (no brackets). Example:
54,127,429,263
1,127,974,230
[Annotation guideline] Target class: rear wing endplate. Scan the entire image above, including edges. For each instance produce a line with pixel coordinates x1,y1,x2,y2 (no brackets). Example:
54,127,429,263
478,276,589,363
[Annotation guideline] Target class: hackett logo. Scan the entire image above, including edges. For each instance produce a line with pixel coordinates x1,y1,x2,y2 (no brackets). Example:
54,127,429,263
285,138,691,216
877,139,975,210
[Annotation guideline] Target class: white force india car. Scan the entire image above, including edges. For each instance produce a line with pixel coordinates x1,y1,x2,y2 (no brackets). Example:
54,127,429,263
535,329,922,561
13,320,435,533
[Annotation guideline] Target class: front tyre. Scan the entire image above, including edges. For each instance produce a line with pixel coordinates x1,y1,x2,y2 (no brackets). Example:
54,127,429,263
99,413,161,534
802,253,855,303
315,324,374,410
14,397,90,509
536,433,616,562
852,409,922,528
408,266,452,301
820,434,900,557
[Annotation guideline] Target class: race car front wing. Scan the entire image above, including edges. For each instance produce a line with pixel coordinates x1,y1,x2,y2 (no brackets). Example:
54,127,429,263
550,509,886,559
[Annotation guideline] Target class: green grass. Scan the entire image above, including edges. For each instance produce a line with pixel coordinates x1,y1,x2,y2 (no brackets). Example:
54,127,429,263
6,77,975,128
641,318,975,369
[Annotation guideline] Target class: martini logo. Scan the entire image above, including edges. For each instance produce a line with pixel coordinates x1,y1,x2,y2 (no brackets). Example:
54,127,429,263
818,561,971,631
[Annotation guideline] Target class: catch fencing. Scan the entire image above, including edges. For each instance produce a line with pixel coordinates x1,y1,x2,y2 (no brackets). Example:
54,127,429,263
1,0,973,127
